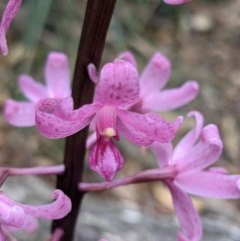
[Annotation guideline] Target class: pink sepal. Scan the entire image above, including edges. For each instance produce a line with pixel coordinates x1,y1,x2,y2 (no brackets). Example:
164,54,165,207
176,172,240,199
142,80,199,112
176,124,223,173
4,99,35,127
167,181,202,241
140,52,171,96
45,52,71,99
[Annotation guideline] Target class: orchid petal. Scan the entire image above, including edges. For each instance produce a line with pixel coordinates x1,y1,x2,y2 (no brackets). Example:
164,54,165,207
140,52,171,97
95,106,117,136
173,111,203,160
176,172,240,199
0,192,35,230
86,131,97,149
166,181,202,241
149,142,173,168
4,100,35,127
87,63,99,84
21,189,71,219
117,51,137,67
0,203,26,229
0,0,23,56
89,136,124,181
141,80,199,112
54,97,74,119
94,59,139,108
35,98,99,138
45,52,71,99
18,75,47,102
175,124,223,173
163,0,192,5
117,109,182,145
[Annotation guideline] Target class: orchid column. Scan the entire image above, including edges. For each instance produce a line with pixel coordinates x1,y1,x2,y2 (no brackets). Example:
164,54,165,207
51,1,117,240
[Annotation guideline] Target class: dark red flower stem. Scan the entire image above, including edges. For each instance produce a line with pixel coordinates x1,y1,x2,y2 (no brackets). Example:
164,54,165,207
51,1,117,240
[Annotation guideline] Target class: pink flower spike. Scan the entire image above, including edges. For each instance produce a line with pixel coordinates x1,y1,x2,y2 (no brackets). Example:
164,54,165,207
163,0,192,5
4,52,72,128
89,136,124,181
0,0,23,56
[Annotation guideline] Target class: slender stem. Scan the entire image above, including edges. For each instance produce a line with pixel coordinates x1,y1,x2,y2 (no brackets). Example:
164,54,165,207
0,165,65,187
51,1,117,240
79,166,176,192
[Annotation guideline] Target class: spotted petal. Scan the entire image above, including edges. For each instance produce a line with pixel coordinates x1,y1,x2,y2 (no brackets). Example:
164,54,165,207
117,109,182,145
94,59,139,108
35,98,100,138
21,189,71,219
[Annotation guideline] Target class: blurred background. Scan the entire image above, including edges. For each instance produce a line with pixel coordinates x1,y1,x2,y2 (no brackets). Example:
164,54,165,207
0,0,240,240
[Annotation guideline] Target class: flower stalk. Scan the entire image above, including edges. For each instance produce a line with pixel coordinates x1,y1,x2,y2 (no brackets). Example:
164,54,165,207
79,166,176,192
51,0,117,240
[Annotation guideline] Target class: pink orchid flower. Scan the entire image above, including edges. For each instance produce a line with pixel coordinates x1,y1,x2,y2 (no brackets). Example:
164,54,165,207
150,111,240,241
35,58,182,181
0,0,23,56
4,52,71,127
118,51,199,113
0,189,71,240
